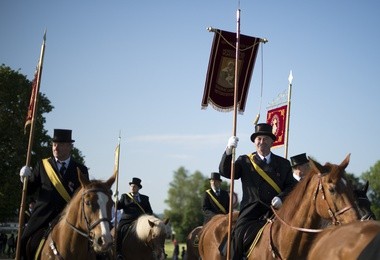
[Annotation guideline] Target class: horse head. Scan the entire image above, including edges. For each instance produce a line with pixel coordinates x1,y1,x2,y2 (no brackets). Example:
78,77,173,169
353,181,376,220
310,154,360,225
72,168,115,253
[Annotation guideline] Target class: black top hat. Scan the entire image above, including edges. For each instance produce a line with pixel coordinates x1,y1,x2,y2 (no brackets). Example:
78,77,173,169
209,172,222,181
129,177,142,189
52,129,75,143
290,153,309,167
250,123,276,142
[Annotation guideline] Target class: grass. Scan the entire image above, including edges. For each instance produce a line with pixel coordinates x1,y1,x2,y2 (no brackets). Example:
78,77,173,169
164,240,186,260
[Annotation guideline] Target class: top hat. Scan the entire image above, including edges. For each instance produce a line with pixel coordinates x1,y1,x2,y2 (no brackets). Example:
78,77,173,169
129,177,142,189
290,153,309,167
250,123,277,142
52,129,75,143
209,172,222,181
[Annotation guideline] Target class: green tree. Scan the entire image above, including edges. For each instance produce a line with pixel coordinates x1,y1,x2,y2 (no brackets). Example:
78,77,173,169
164,167,206,242
361,160,380,219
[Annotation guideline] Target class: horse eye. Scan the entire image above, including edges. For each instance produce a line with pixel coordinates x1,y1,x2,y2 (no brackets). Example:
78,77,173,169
85,200,91,206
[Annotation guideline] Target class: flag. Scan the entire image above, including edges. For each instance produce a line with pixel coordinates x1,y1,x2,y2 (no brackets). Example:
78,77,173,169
201,29,262,113
267,105,288,147
24,69,38,131
114,144,120,175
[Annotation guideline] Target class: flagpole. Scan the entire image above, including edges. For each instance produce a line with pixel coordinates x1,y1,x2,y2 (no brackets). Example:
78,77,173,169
226,8,241,260
16,30,46,260
113,132,121,256
284,70,293,159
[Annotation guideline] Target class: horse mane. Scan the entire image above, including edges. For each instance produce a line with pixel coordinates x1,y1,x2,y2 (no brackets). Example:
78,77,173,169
133,214,165,241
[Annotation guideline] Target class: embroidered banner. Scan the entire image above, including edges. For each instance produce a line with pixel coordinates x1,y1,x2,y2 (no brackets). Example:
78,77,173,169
24,70,38,131
201,29,262,113
266,105,288,147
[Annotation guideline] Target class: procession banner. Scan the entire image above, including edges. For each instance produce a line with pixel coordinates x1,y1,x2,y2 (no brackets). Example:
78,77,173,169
201,29,262,113
266,105,288,147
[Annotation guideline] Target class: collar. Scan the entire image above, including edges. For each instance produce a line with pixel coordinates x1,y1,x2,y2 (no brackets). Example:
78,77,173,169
55,157,70,166
257,152,272,164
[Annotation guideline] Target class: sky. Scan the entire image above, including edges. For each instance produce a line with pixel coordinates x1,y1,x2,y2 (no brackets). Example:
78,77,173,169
1,1,379,214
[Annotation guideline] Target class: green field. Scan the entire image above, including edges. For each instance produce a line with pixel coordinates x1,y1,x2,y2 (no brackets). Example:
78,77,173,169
164,240,186,260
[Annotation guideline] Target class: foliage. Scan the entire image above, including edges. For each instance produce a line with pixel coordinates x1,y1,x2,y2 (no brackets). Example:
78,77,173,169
362,160,380,219
0,64,85,222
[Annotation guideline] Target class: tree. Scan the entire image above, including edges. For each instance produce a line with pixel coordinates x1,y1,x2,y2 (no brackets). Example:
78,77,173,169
0,64,86,222
361,160,380,219
164,167,207,242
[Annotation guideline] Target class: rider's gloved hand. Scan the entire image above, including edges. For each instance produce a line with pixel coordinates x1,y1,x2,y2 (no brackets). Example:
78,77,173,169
226,136,239,155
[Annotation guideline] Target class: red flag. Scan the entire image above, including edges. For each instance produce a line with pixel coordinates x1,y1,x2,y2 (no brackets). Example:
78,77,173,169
267,105,288,147
201,29,262,113
24,69,38,131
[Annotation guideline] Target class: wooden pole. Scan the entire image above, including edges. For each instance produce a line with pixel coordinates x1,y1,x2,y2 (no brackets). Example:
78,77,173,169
226,8,241,260
16,31,46,260
113,134,121,256
284,71,293,159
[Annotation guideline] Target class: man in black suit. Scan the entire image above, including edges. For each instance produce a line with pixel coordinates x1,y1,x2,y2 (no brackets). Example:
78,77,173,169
19,129,89,259
202,172,230,224
219,123,297,260
116,177,153,257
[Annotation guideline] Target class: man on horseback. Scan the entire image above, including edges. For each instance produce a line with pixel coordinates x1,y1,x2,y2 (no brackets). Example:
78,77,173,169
219,123,297,260
116,177,153,259
18,129,89,259
202,172,230,224
290,152,310,181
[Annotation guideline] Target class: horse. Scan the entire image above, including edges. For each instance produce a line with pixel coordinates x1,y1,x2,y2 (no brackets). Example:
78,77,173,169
198,154,361,260
38,168,115,259
120,214,169,260
353,181,376,220
308,220,380,259
186,225,203,260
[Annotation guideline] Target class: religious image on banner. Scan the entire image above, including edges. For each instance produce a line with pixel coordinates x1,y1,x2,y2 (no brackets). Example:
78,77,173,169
201,29,263,113
267,105,288,147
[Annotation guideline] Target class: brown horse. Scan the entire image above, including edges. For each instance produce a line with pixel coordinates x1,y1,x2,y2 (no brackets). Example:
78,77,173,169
308,220,380,259
186,225,203,260
120,214,169,260
38,168,115,259
198,154,360,260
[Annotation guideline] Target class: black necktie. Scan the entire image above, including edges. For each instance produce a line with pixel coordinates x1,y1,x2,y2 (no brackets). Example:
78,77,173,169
216,190,220,196
263,158,267,164
59,162,66,175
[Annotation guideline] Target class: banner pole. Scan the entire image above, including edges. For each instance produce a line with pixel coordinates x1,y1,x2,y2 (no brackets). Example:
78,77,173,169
16,31,46,260
113,132,121,256
226,8,241,260
284,70,293,159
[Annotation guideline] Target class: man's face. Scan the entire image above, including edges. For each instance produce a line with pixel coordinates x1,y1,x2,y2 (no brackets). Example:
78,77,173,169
130,184,140,194
211,179,221,190
294,163,310,179
52,142,72,161
254,135,273,156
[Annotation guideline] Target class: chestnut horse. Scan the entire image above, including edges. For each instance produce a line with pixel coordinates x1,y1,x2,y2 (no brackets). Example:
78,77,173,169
38,169,115,259
308,220,380,259
198,154,360,260
120,214,169,260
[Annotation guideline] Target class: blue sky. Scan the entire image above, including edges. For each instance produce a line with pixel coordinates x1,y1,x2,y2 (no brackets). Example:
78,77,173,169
1,1,379,213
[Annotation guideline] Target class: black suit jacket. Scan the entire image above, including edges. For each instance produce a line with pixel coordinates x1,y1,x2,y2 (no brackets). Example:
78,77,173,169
202,189,230,224
117,192,153,225
22,157,89,239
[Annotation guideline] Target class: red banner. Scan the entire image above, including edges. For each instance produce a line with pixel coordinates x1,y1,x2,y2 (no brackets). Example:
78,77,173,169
201,29,262,113
24,70,38,131
266,105,288,147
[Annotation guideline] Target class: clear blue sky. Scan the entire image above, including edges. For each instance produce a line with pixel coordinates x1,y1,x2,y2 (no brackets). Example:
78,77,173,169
1,1,379,213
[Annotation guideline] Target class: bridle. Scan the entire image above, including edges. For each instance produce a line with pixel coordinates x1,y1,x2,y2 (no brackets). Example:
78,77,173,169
48,187,112,258
267,173,356,259
66,188,112,241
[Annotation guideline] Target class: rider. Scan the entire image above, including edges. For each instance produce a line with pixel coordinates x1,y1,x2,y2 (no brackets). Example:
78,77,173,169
290,153,310,181
116,177,153,258
202,172,229,224
219,123,297,260
19,129,89,259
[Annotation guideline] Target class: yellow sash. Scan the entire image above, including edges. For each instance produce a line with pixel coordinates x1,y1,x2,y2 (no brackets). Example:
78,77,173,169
247,153,281,194
127,193,146,214
42,159,71,202
206,189,227,214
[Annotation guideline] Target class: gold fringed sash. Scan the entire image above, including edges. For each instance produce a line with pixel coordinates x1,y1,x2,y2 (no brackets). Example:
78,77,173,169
42,159,71,202
206,189,227,214
127,193,146,214
247,154,281,194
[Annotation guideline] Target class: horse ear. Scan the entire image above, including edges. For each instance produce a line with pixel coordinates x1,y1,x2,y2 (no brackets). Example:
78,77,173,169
105,170,117,189
339,153,351,170
78,167,90,186
163,218,170,225
364,181,369,192
148,219,155,228
309,158,323,175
